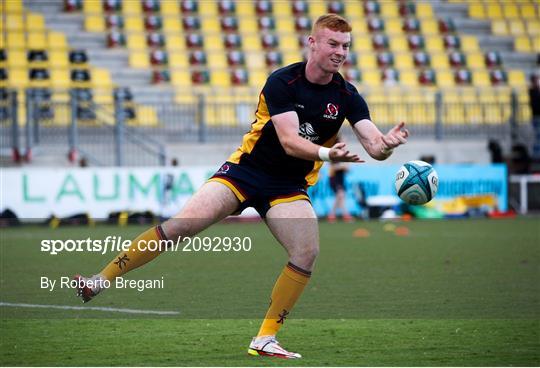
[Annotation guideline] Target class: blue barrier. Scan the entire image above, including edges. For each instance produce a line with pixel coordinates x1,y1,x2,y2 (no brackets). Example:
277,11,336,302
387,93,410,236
308,164,508,216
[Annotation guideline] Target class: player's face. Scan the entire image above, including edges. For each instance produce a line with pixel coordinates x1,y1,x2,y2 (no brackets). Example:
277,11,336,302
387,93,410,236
309,28,351,74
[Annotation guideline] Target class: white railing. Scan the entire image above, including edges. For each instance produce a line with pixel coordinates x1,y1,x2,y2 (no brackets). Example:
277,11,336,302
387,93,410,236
510,174,540,214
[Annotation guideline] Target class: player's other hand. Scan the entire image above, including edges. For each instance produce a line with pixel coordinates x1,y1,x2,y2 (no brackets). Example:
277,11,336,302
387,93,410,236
381,122,409,150
329,142,364,163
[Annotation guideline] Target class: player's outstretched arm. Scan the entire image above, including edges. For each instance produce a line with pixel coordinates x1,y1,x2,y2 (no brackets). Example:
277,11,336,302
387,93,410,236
353,120,409,161
272,111,363,163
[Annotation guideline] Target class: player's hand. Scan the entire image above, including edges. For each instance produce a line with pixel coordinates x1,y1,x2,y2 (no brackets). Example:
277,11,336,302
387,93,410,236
381,122,409,150
329,142,364,163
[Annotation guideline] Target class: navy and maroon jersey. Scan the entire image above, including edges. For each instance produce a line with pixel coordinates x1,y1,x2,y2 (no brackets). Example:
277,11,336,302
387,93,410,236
227,62,371,186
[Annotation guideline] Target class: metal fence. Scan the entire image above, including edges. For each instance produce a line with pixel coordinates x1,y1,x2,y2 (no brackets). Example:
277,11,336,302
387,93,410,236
0,87,535,166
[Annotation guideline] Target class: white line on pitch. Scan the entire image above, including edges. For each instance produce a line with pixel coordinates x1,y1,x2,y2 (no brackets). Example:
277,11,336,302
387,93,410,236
0,302,180,316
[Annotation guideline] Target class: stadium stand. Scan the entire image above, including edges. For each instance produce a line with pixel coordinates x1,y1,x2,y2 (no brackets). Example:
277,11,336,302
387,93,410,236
0,0,158,127
2,0,538,136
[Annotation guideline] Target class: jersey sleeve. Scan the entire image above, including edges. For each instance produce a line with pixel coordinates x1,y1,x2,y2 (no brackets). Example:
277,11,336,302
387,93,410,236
262,75,296,116
345,89,371,126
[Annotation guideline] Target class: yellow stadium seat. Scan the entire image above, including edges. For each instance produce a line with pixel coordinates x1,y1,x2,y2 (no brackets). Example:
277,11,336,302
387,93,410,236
469,4,485,18
437,71,454,87
283,51,301,65
7,32,25,49
358,54,377,69
520,4,536,19
526,20,540,36
122,0,141,16
168,52,188,67
5,0,23,13
491,20,508,36
236,2,254,16
93,92,113,105
461,36,479,51
249,70,268,87
346,2,364,18
425,37,444,52
467,52,484,68
201,18,220,33
281,35,299,51
308,1,326,18
276,18,295,33
502,4,520,19
7,50,26,68
273,2,291,16
431,53,449,69
534,36,540,52
6,14,24,31
472,71,490,87
8,69,28,88
486,4,503,19
352,35,372,52
478,91,496,104
509,20,526,36
415,3,433,18
205,97,237,126
83,0,102,14
175,93,196,104
210,70,230,87
50,69,70,88
125,17,144,32
421,19,438,35
92,68,112,88
26,13,45,31
239,18,258,33
129,51,149,68
381,3,399,17
243,35,261,52
163,17,181,32
245,52,265,69
400,71,418,87
207,53,227,68
171,71,191,87
443,90,460,103
135,106,159,126
127,34,146,50
515,36,532,52
205,35,224,51
363,70,381,87
389,36,408,52
48,31,67,50
444,103,465,125
85,15,105,32
161,1,179,16
27,32,48,50
199,2,218,16
395,53,413,69
166,35,184,50
508,70,526,87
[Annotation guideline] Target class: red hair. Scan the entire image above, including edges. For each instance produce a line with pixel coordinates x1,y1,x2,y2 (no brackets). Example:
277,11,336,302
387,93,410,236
312,14,352,34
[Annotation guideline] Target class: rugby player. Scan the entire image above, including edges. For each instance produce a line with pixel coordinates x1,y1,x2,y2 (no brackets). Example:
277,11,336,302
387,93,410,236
74,14,409,359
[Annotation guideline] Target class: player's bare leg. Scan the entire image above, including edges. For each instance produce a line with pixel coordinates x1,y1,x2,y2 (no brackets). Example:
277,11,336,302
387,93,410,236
161,181,241,239
248,200,319,359
265,200,319,271
75,181,240,303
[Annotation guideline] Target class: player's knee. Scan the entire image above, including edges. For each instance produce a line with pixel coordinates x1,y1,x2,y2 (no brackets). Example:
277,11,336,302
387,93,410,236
293,244,319,264
161,219,197,239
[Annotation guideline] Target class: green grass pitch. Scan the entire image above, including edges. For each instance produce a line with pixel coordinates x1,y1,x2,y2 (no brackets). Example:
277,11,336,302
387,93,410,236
1,217,539,366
